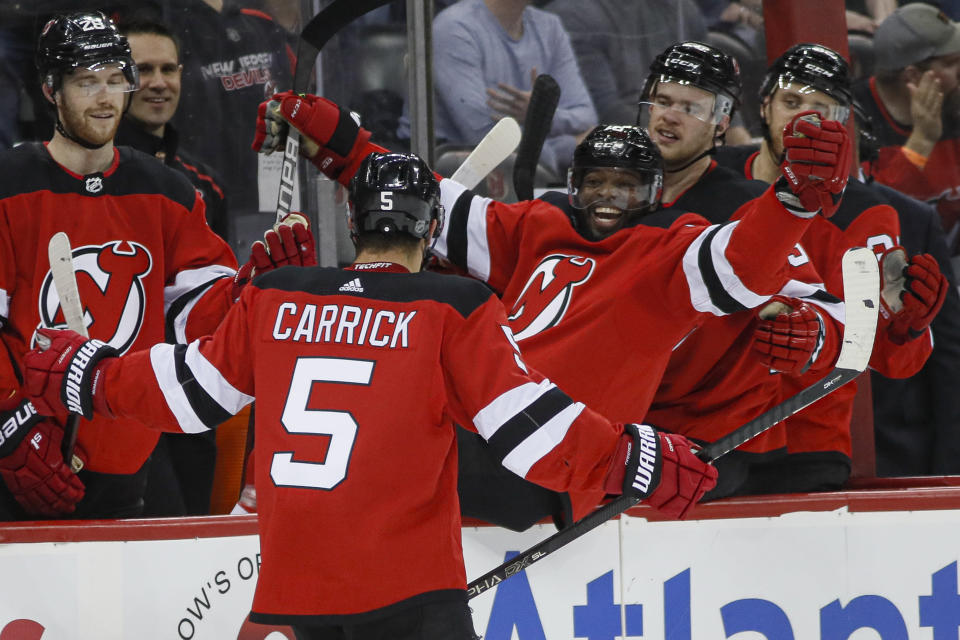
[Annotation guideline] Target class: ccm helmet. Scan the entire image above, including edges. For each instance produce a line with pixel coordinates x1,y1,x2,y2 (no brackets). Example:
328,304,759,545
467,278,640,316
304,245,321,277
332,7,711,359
37,11,139,93
640,41,742,124
349,152,444,242
760,43,853,119
568,125,663,213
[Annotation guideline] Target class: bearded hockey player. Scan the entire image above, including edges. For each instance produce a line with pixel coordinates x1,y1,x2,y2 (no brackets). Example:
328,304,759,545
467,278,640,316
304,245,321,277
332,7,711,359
20,151,717,639
0,11,314,520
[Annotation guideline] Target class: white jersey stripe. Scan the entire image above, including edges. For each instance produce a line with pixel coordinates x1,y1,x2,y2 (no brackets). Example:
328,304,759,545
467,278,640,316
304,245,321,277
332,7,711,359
472,379,556,440
438,179,493,282
149,343,209,434
184,341,254,415
777,279,846,324
501,401,586,478
706,222,771,311
164,265,235,314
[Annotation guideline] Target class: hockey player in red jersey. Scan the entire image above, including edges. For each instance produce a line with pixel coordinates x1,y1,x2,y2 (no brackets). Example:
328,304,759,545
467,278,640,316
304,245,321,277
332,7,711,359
716,43,948,491
248,82,852,529
633,42,845,499
20,152,717,638
0,12,315,520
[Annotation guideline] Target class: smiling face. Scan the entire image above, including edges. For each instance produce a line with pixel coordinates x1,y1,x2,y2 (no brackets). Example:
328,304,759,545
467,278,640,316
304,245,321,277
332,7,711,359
126,32,182,135
573,167,655,239
55,64,128,146
644,81,727,170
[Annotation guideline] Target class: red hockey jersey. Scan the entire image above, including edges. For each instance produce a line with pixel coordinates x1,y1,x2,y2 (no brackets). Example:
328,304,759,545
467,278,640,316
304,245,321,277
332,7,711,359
435,179,817,517
0,143,237,473
102,263,624,622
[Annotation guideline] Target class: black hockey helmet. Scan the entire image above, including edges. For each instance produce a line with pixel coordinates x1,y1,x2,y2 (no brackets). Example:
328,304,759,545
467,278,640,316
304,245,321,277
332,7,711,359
853,99,879,165
759,43,853,114
36,11,139,93
568,125,663,212
349,152,444,242
639,41,742,122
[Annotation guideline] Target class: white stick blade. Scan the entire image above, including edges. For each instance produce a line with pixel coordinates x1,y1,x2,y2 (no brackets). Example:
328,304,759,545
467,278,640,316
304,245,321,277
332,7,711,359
450,117,522,190
47,232,89,338
836,246,880,372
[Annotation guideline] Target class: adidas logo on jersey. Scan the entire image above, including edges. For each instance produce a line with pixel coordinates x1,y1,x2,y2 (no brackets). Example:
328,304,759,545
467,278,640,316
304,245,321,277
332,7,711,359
339,278,364,293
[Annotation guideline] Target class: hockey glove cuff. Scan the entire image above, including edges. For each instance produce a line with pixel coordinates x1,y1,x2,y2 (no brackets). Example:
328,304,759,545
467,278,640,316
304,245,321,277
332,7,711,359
881,248,948,343
604,424,717,520
24,329,117,420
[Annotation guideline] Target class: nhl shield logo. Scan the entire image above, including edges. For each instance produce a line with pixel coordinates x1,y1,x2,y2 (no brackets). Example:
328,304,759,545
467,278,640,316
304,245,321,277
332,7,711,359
508,254,595,341
84,176,103,193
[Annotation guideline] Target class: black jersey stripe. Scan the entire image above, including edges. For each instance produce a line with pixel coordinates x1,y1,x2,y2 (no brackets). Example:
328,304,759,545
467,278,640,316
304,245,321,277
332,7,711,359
446,189,474,272
697,224,750,314
172,344,233,428
484,386,574,463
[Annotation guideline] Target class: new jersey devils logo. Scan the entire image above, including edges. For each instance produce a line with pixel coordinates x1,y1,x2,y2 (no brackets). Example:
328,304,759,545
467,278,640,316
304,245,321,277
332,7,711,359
38,241,153,354
508,254,595,340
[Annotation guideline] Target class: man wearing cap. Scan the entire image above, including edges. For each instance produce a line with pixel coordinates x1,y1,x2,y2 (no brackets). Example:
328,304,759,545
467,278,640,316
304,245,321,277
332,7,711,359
854,3,960,250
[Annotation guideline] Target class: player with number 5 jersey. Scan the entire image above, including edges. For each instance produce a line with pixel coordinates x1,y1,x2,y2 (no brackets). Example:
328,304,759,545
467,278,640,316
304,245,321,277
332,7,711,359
21,153,717,637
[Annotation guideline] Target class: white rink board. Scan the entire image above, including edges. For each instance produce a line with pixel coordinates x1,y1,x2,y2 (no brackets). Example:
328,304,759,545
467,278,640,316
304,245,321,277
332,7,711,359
1,507,960,639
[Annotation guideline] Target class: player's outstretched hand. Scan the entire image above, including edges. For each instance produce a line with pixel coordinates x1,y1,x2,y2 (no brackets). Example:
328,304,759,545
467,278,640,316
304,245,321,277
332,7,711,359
0,396,87,516
880,247,948,344
23,328,117,420
604,424,717,519
252,91,372,184
233,213,316,299
776,110,851,218
752,295,825,375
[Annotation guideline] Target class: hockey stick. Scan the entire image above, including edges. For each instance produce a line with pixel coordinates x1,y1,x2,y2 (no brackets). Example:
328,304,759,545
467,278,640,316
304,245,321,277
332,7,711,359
467,247,879,599
449,117,522,190
47,232,88,470
513,74,561,201
274,0,396,223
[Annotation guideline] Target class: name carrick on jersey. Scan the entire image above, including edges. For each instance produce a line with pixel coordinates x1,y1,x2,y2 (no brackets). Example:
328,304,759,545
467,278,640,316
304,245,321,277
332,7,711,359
434,178,816,518
101,264,623,623
0,143,237,473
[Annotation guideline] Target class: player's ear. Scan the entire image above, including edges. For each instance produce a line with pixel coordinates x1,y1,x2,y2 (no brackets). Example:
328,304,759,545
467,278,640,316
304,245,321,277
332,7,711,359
41,82,57,106
715,114,731,139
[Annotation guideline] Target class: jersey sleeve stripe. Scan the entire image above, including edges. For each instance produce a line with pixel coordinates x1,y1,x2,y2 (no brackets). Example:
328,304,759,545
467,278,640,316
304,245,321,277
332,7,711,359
472,379,555,439
484,386,575,463
149,343,211,434
0,288,8,323
684,222,771,315
502,402,585,478
164,265,234,343
173,343,235,428
779,281,845,323
184,341,254,415
445,189,472,271
438,179,492,282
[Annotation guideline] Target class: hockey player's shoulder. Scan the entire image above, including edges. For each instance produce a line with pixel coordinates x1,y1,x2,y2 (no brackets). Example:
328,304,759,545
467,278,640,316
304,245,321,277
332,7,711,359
0,143,53,198
113,146,198,212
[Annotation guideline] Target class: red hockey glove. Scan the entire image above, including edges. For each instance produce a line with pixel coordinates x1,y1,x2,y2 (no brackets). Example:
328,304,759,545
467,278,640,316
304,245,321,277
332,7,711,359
23,328,117,420
232,212,317,298
252,91,374,185
776,111,851,218
752,296,825,375
880,247,948,344
0,397,86,516
604,424,717,520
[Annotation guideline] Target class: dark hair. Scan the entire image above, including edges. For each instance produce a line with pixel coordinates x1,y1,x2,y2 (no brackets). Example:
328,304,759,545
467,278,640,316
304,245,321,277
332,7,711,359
353,231,422,255
118,19,181,63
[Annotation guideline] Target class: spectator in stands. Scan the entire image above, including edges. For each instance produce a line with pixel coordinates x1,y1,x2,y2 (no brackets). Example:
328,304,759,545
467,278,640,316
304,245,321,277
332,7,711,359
116,19,228,516
157,0,294,258
544,0,708,124
117,19,228,240
410,0,596,176
845,0,898,34
853,2,960,248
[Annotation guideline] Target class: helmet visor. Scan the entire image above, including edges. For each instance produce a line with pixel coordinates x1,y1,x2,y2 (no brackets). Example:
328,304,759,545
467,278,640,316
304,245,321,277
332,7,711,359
568,166,661,212
61,60,139,96
773,76,850,122
640,77,734,125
